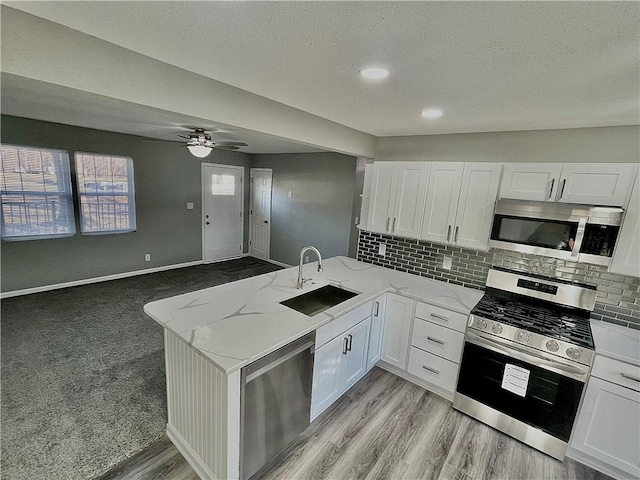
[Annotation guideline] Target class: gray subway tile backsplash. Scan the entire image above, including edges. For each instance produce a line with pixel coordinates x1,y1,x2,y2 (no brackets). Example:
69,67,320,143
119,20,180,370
356,229,640,330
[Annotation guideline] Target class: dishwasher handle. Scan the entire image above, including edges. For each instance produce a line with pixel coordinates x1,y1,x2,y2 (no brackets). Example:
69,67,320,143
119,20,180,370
245,340,314,383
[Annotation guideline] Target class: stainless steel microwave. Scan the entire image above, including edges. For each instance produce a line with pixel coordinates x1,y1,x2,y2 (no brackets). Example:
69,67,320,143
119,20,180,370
488,200,623,266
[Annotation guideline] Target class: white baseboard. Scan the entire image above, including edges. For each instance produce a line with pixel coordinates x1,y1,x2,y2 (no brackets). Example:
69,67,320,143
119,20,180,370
1,260,204,299
265,258,293,268
167,423,217,480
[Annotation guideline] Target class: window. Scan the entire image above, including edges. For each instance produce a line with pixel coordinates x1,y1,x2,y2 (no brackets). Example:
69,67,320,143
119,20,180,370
211,174,235,195
75,152,136,234
1,145,76,240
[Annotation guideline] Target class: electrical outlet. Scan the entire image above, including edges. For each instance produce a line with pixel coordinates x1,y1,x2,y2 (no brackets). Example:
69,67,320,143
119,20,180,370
145,253,151,262
186,202,194,210
378,243,386,256
442,256,452,270
288,191,293,198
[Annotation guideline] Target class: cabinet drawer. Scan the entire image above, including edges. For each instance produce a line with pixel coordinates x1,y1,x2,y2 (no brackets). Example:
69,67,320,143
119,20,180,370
591,355,640,392
407,347,459,394
316,300,373,348
414,301,468,333
411,319,464,363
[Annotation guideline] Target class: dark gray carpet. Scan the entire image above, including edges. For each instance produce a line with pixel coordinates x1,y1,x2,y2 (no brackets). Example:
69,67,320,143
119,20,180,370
1,257,282,480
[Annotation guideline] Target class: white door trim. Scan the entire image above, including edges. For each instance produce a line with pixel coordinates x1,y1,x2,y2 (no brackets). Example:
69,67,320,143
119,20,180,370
249,168,273,261
201,163,245,263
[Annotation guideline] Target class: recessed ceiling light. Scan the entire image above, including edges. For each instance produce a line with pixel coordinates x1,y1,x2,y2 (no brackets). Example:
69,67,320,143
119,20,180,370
421,108,443,119
359,67,390,80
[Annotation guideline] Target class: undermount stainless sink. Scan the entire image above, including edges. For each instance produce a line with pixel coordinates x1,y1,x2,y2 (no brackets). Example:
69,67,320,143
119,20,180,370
280,284,360,317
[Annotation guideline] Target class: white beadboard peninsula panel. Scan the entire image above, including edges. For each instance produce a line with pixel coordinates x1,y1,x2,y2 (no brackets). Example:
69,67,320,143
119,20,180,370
165,330,240,480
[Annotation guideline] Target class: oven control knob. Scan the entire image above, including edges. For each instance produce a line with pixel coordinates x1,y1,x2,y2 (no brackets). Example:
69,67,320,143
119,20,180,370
516,331,531,343
566,347,581,359
476,319,487,329
491,323,503,334
546,340,560,352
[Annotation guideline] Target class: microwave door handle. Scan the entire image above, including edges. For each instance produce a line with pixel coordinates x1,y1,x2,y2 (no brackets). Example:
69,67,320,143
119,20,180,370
571,217,587,258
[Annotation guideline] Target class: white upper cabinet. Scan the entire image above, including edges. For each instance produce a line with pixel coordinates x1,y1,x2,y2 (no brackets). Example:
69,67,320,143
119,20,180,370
558,163,638,206
610,170,640,277
421,163,463,244
367,162,398,233
367,162,429,238
500,163,638,207
421,162,501,250
455,163,502,250
500,163,563,201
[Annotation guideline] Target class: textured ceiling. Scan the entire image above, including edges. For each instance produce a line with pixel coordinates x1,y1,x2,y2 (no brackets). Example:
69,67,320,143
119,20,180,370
5,1,640,137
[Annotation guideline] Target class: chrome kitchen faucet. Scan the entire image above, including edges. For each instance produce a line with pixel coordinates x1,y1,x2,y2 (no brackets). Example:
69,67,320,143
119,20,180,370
296,246,323,289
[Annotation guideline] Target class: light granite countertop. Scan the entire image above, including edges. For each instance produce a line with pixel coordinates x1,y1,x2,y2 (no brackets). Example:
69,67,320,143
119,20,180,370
590,319,640,367
144,256,484,374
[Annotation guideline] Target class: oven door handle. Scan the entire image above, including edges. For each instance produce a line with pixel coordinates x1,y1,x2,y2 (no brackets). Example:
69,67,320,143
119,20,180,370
465,331,589,380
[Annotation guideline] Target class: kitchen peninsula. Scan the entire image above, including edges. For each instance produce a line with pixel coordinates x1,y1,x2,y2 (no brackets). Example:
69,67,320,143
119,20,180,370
144,256,483,480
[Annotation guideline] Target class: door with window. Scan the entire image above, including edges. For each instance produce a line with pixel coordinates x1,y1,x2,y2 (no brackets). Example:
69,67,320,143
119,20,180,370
249,168,272,260
202,164,243,262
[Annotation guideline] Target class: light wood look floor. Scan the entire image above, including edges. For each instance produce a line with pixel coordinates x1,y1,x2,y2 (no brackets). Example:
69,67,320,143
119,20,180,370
97,368,611,480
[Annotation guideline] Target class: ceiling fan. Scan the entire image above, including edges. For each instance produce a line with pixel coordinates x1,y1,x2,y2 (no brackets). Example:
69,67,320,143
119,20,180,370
177,128,248,158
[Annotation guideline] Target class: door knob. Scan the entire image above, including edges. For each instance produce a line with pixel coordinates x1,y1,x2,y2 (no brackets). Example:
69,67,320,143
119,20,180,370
264,220,268,224
206,221,210,225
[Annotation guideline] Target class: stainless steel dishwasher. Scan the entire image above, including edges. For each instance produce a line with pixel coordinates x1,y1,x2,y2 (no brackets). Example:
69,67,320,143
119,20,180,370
240,332,315,480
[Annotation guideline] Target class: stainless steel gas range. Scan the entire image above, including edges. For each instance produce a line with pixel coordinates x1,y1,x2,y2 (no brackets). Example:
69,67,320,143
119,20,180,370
453,267,597,461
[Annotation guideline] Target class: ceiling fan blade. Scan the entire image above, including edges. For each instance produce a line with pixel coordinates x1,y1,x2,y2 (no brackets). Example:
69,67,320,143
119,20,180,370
176,134,193,139
214,141,248,147
214,145,241,150
142,137,183,145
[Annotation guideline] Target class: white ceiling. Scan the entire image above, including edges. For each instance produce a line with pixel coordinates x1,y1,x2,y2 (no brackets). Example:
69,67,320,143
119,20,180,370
4,1,640,140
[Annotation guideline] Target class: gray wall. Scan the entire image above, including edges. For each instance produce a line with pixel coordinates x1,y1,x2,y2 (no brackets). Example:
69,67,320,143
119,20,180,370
1,115,252,292
251,152,357,266
376,125,640,162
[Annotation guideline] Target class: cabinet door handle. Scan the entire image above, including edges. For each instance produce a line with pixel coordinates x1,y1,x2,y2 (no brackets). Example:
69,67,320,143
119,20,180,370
343,337,349,355
558,179,567,200
386,217,391,232
392,217,396,233
374,301,380,317
454,226,459,243
547,178,555,200
347,334,353,352
621,372,640,383
422,365,440,375
427,336,445,345
446,225,452,242
431,313,449,322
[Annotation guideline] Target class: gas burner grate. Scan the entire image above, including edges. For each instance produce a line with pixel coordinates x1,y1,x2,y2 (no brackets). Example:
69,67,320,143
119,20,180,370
471,292,594,349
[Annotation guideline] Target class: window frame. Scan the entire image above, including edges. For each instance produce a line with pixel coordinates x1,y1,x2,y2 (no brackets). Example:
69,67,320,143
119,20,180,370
74,151,137,235
0,144,76,241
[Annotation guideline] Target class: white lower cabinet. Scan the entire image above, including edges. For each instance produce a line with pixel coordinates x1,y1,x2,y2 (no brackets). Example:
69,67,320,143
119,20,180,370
406,301,467,399
569,356,640,479
367,294,387,370
380,293,415,369
406,347,459,393
311,316,371,420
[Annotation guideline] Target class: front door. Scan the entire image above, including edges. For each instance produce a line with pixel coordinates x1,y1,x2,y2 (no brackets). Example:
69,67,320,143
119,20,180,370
249,168,272,260
202,163,243,262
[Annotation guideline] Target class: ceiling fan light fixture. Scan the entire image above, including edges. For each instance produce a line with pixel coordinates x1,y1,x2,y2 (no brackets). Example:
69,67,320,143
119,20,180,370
187,144,213,158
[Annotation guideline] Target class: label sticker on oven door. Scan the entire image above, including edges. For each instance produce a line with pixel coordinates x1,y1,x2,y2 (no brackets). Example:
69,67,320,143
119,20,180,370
501,364,530,397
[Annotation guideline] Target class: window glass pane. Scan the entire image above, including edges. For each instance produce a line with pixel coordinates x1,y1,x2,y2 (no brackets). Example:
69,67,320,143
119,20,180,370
1,145,75,239
76,152,136,234
211,174,235,195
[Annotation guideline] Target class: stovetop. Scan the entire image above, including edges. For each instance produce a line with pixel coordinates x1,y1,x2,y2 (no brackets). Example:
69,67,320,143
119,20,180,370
471,289,594,350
